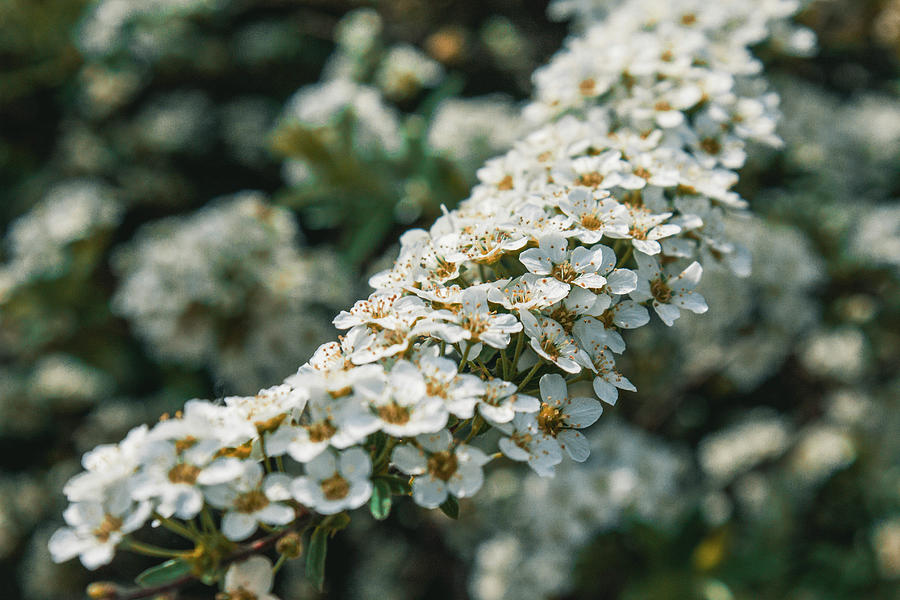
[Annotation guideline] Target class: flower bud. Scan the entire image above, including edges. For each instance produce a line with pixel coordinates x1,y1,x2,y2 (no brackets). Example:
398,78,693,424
86,582,117,599
276,532,304,559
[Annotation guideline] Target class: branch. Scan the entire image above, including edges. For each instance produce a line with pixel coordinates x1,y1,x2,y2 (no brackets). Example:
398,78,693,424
100,513,312,600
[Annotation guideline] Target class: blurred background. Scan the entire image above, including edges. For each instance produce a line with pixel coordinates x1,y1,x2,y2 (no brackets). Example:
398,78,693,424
1,0,899,598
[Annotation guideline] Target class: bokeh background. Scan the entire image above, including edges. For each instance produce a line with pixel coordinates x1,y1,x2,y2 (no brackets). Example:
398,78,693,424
1,0,899,598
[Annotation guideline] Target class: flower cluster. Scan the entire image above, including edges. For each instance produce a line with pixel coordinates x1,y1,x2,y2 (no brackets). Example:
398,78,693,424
110,192,351,393
51,0,805,594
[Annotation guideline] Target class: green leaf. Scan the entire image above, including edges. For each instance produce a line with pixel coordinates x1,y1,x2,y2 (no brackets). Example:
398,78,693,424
439,496,459,520
320,512,351,533
134,559,191,587
379,475,411,495
370,478,392,520
306,526,329,591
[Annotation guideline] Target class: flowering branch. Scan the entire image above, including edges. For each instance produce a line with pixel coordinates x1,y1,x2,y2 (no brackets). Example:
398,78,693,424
51,1,809,597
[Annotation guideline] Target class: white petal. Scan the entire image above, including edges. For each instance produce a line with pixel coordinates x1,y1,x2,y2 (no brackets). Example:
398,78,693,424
539,374,568,407
606,269,637,294
592,377,619,405
305,451,338,480
558,430,590,462
222,511,258,541
673,291,708,314
263,473,293,502
226,556,274,594
339,447,372,480
416,429,453,452
290,477,320,506
391,445,427,474
448,463,484,498
498,437,529,462
196,458,245,485
653,301,681,326
256,503,294,526
412,477,447,509
633,238,661,256
519,249,552,275
564,397,603,429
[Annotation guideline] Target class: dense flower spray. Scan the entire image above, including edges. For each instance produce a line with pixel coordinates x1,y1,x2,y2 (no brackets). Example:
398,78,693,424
50,0,810,596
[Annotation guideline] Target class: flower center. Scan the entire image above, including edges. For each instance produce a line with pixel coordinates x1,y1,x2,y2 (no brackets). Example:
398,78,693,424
550,261,578,284
321,474,350,501
378,402,411,425
427,451,459,481
460,313,491,337
168,463,201,484
434,257,456,280
174,436,198,454
93,514,123,543
539,335,561,359
650,278,672,303
497,175,514,190
254,413,286,435
425,378,450,399
549,307,577,334
511,431,533,450
225,589,259,600
537,403,565,437
306,420,337,443
628,225,647,240
580,213,603,230
598,308,616,329
700,137,721,155
382,328,408,346
575,172,604,187
234,490,269,514
578,78,596,95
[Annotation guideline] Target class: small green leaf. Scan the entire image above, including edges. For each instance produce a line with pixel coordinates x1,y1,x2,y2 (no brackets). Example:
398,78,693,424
320,512,351,533
439,496,459,520
380,475,411,495
134,559,191,587
306,526,329,591
370,479,392,520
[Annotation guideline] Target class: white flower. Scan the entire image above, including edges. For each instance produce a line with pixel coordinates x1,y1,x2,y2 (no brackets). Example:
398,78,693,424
291,448,372,515
520,311,591,374
488,274,570,312
354,359,448,437
519,234,610,290
477,378,541,425
130,438,244,520
49,499,153,570
452,286,522,350
606,207,681,256
224,384,307,432
150,400,256,448
418,354,486,419
62,425,148,504
441,225,529,265
533,374,603,463
587,348,636,406
333,290,427,330
203,462,295,541
496,412,563,477
630,251,707,326
223,556,281,600
266,389,378,462
391,429,491,508
558,188,630,244
552,149,628,190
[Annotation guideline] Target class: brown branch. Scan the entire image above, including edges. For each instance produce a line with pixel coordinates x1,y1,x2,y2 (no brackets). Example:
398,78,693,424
103,512,312,600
